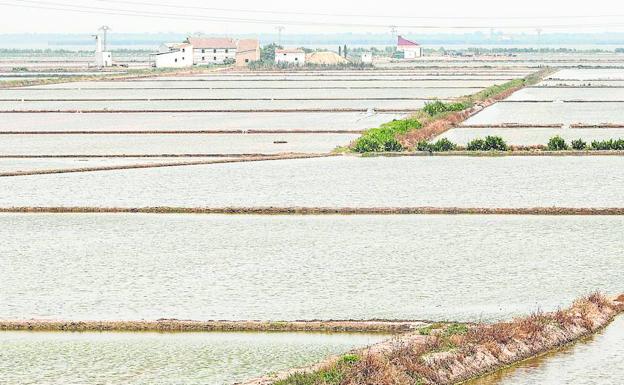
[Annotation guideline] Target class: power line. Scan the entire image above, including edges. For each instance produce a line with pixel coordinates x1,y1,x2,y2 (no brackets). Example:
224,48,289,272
85,0,624,21
1,0,624,30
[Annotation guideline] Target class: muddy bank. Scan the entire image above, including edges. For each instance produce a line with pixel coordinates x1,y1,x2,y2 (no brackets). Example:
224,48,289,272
0,319,427,334
2,207,624,215
0,108,415,113
0,129,364,135
362,150,624,156
459,124,563,128
244,294,623,385
0,153,332,177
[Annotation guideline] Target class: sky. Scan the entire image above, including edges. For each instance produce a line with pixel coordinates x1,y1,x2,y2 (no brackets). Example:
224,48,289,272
1,0,624,34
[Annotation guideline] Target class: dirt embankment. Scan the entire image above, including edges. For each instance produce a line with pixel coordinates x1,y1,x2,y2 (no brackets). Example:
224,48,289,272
0,319,427,334
3,207,624,215
244,294,623,385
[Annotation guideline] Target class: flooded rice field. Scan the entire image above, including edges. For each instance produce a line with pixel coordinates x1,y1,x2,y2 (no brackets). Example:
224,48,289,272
548,68,624,80
472,315,624,385
439,127,624,146
0,86,478,100
0,330,385,385
30,79,507,89
508,87,624,101
0,99,426,111
0,111,399,132
0,157,233,173
463,102,624,125
2,156,623,208
465,69,624,127
0,133,356,155
1,213,622,321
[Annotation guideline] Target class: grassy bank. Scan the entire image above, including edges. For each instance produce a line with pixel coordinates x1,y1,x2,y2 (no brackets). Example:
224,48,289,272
351,68,554,153
253,294,623,385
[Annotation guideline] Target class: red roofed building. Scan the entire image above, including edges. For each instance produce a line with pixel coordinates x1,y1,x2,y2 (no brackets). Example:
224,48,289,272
187,37,237,65
397,35,423,59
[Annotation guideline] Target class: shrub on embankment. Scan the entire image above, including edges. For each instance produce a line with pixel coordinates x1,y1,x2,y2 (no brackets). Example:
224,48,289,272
269,293,623,385
466,135,508,151
351,69,553,154
353,118,422,152
546,136,624,151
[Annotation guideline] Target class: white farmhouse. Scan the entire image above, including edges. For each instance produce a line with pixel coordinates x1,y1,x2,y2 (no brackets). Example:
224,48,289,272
187,37,237,65
397,36,423,59
361,51,373,64
275,49,306,66
153,43,193,68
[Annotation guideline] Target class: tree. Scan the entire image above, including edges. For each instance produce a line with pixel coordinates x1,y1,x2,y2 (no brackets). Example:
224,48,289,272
260,43,283,63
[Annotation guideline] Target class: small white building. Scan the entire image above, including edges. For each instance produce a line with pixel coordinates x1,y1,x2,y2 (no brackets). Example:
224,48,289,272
153,43,193,68
187,37,237,65
397,36,423,59
361,51,373,64
275,49,306,66
94,35,112,68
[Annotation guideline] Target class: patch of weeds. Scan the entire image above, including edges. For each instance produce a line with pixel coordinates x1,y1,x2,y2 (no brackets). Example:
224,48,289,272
418,323,445,335
274,366,344,385
339,354,360,364
353,127,403,152
423,100,470,116
443,323,469,337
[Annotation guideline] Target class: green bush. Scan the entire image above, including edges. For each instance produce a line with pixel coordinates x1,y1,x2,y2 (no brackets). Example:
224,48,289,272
416,140,432,152
547,135,568,151
466,136,507,151
416,138,457,152
483,135,508,151
591,138,624,150
353,118,421,153
431,138,457,152
466,138,485,151
353,127,403,152
423,100,469,116
571,138,587,150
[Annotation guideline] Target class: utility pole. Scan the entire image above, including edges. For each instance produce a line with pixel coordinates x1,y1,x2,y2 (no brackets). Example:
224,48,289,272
276,26,285,46
390,25,398,40
99,25,111,51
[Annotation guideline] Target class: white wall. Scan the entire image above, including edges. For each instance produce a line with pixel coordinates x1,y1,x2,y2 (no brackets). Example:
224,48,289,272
194,48,236,65
275,52,306,66
95,52,112,67
403,47,423,59
155,48,193,68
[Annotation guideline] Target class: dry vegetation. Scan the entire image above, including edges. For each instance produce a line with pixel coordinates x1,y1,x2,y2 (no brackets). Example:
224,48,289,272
0,319,425,334
258,294,623,385
3,207,624,215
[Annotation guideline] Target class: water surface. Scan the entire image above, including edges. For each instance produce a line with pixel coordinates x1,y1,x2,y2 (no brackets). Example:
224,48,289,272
0,331,384,385
0,133,356,155
1,156,623,208
1,214,622,321
0,112,400,132
471,316,624,385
